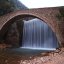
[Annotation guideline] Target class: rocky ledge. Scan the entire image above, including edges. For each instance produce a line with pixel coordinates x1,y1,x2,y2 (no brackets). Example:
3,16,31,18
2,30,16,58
0,44,64,64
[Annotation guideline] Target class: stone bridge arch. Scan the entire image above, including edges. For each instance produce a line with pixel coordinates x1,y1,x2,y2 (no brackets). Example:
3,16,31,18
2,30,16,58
0,7,62,46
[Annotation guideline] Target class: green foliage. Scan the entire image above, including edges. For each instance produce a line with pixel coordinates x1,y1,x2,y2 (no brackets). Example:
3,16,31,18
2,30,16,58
0,0,15,16
56,7,64,21
59,7,64,17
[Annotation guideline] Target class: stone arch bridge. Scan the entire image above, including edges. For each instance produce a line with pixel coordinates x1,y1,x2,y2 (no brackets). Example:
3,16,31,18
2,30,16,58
0,7,64,46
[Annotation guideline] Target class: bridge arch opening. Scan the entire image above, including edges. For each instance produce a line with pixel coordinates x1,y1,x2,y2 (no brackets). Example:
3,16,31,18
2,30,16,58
1,15,59,50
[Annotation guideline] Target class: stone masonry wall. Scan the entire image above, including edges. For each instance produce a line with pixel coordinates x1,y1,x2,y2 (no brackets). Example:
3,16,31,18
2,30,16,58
0,7,64,46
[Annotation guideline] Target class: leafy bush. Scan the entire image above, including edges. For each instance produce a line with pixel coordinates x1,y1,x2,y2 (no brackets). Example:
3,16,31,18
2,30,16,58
56,7,64,21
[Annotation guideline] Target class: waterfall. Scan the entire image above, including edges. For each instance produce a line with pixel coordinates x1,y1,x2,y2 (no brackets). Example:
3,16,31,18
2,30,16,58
21,18,58,50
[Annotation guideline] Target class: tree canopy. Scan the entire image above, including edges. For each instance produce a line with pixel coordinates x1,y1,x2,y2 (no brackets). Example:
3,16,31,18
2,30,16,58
0,0,16,16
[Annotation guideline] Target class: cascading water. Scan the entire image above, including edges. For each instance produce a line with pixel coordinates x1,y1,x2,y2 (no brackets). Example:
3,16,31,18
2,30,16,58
21,18,59,50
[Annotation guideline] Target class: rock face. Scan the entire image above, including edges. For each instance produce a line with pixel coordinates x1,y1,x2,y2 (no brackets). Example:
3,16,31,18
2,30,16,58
4,19,24,47
11,0,28,10
5,22,20,47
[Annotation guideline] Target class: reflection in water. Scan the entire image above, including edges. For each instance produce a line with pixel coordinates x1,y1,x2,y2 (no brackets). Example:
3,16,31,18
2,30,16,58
20,18,59,50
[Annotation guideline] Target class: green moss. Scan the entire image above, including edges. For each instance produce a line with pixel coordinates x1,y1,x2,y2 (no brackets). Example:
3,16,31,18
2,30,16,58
56,7,64,21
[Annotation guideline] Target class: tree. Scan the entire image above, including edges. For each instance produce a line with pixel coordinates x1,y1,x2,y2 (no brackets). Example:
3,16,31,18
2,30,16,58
0,0,15,16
